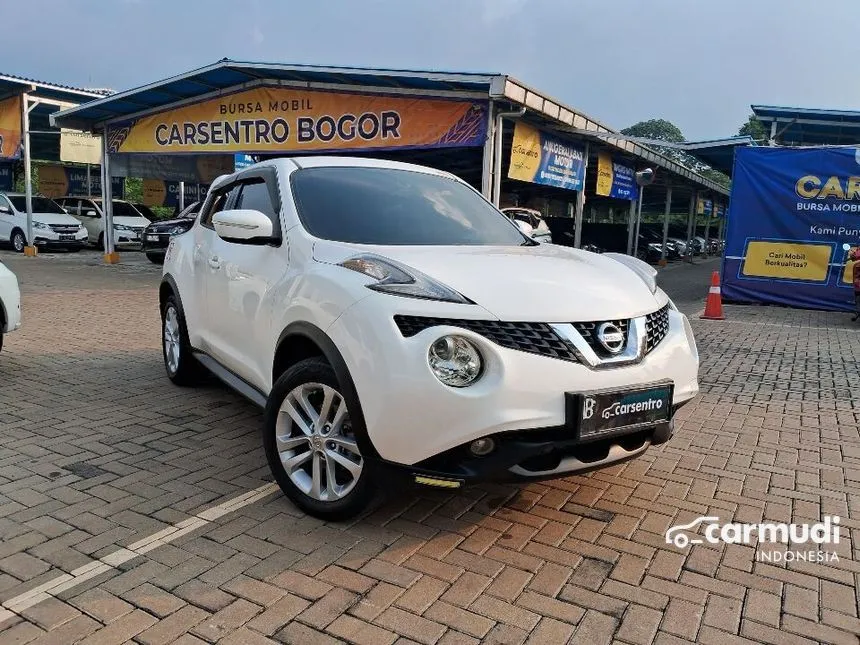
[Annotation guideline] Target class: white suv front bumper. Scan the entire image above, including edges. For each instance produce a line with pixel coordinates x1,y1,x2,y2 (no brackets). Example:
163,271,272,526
328,294,699,476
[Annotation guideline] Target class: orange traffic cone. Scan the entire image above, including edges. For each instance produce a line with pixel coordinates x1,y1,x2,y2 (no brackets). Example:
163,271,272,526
701,271,725,320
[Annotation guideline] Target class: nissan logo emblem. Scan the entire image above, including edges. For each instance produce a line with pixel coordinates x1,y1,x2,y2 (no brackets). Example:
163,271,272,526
596,322,625,354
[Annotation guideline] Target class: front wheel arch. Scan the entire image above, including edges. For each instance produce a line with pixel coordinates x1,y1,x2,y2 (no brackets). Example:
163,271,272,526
273,322,379,461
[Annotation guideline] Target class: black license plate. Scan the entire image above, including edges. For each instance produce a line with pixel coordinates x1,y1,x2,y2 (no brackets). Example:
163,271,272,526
60,234,74,240
570,381,673,442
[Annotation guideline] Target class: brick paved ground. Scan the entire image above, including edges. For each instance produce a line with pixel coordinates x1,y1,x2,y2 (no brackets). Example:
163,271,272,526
0,249,858,644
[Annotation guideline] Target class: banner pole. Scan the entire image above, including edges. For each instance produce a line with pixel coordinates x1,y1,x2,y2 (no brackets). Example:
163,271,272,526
660,184,672,262
626,198,636,255
21,92,36,255
573,142,589,249
632,188,644,257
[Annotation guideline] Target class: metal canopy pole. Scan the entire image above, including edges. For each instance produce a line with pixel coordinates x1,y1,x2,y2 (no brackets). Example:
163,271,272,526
626,198,637,255
101,126,116,262
492,107,525,207
686,190,697,262
573,142,590,248
21,93,35,255
179,181,185,211
703,197,712,258
632,188,645,258
86,164,91,197
660,184,672,262
480,100,495,200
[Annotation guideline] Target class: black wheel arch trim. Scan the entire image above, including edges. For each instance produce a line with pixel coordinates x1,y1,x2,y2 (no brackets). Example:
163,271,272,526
160,274,184,314
275,321,381,460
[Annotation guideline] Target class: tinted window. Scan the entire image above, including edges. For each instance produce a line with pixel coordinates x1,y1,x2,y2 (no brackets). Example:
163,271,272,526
236,180,278,226
7,196,67,213
200,189,232,228
291,167,525,246
92,200,141,217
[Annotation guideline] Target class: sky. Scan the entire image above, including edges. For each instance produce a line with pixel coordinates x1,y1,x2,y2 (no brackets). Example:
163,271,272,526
5,0,859,141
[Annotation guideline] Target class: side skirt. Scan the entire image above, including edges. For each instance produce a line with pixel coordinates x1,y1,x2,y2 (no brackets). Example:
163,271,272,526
193,352,268,408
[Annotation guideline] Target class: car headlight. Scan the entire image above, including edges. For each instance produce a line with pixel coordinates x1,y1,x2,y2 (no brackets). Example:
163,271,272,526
648,242,662,251
339,254,471,304
114,224,131,231
428,335,482,387
167,225,190,235
33,221,48,230
603,252,658,294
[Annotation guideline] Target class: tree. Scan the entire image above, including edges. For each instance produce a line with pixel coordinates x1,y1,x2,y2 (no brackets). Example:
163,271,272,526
737,114,768,143
621,119,685,143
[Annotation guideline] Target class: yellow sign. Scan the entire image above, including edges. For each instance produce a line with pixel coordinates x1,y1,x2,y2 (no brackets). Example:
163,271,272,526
742,241,831,282
142,179,168,207
0,95,22,159
38,165,69,198
596,151,613,196
60,129,102,164
107,87,487,154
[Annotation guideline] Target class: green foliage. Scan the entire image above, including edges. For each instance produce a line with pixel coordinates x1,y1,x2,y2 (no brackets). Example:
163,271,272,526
738,114,768,143
124,177,143,203
700,168,730,189
621,119,685,143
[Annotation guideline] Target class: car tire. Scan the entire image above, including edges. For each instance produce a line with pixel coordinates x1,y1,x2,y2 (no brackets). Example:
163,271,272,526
0,332,4,353
146,252,164,265
10,229,26,253
264,358,374,520
161,294,201,386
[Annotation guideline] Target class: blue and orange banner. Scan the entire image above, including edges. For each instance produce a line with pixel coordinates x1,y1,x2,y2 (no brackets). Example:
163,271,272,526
38,164,125,199
0,163,12,190
595,151,638,200
508,122,585,191
107,87,487,155
722,147,860,312
0,95,22,160
697,197,713,216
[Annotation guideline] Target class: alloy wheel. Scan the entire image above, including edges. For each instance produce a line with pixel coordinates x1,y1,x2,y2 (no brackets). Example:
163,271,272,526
275,382,363,502
12,232,25,252
163,305,181,374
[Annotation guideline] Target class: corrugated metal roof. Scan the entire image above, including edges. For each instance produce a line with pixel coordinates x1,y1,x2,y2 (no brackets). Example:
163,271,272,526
684,136,755,176
752,104,860,146
0,72,108,104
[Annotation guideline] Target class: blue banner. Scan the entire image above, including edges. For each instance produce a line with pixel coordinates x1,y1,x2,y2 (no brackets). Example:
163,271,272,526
697,198,713,217
234,154,256,171
595,152,639,200
509,122,585,191
0,163,12,190
722,147,860,312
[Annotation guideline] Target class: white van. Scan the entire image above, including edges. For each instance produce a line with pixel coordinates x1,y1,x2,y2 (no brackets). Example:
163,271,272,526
56,197,151,249
0,192,89,252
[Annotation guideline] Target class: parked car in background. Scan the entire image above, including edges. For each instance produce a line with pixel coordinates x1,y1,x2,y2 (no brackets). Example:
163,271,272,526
0,258,21,352
56,197,151,249
501,207,552,243
160,157,699,519
0,193,89,252
131,203,158,221
142,201,201,264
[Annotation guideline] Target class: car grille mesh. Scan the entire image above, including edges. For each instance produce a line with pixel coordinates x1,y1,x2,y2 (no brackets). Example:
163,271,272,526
49,224,79,233
645,304,670,354
393,316,579,362
572,319,629,357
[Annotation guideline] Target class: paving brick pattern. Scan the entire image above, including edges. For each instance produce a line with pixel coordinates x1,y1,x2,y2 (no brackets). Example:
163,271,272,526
0,250,858,644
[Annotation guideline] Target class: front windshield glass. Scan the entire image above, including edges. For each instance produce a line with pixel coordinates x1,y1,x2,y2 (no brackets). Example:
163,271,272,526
291,167,527,246
7,196,66,214
94,200,143,217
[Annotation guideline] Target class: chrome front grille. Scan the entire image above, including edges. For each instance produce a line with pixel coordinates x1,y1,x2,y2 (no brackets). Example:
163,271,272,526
49,224,79,233
394,316,579,363
645,304,670,354
572,319,629,358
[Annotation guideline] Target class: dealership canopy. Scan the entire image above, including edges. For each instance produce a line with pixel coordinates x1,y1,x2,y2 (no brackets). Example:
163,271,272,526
51,59,728,259
752,105,860,146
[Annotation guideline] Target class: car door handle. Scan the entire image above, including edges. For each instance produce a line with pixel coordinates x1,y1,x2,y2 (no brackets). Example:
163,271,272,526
208,256,222,270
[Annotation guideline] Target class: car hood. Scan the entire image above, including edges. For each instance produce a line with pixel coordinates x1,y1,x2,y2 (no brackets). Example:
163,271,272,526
113,216,150,227
29,212,83,226
313,240,664,321
148,217,193,231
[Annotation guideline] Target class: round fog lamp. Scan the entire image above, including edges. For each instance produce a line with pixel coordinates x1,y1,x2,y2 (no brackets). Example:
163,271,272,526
428,335,482,387
469,437,496,456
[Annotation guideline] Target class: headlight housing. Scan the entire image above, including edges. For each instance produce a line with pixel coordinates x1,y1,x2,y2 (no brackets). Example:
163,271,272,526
33,221,48,230
339,254,471,304
114,224,131,231
428,335,482,387
603,252,658,294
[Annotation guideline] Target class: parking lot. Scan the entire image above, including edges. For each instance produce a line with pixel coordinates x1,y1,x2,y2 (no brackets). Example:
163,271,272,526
0,250,858,645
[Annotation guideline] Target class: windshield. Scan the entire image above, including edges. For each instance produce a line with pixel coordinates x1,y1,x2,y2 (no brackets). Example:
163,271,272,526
291,167,527,246
94,200,143,217
133,204,156,218
7,196,66,214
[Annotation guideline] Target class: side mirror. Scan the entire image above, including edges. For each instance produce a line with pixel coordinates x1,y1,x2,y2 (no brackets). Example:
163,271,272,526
212,209,275,244
0,205,11,215
515,220,534,236
85,210,96,217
